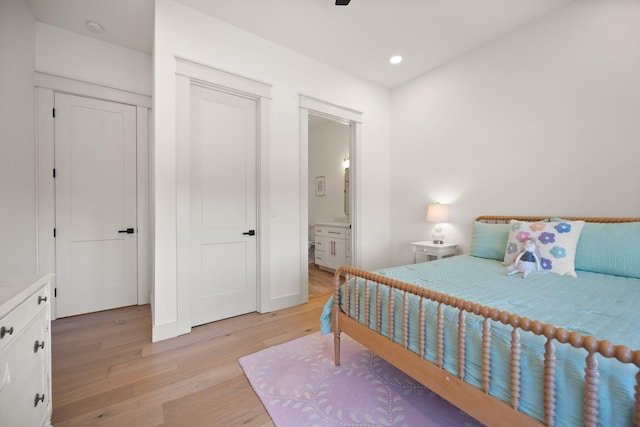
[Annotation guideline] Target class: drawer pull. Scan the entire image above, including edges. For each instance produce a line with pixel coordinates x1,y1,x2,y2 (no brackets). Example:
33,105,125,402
34,393,45,407
38,295,48,305
34,340,45,353
0,326,14,339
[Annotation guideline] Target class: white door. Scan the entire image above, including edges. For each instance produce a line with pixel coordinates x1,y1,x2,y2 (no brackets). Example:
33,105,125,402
190,85,258,327
54,93,137,317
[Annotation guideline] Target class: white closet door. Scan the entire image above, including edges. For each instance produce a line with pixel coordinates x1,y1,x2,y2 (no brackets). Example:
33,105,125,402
189,85,257,327
54,93,137,317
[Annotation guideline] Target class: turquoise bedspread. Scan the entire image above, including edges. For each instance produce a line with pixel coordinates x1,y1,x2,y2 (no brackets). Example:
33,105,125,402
320,255,640,426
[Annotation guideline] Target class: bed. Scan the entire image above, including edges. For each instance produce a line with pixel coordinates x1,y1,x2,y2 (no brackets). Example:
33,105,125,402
322,216,640,427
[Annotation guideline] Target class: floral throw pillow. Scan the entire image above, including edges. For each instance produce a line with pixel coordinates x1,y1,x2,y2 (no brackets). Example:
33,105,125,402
503,220,585,277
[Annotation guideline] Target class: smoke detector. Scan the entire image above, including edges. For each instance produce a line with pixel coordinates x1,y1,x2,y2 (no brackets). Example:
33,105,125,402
85,21,104,33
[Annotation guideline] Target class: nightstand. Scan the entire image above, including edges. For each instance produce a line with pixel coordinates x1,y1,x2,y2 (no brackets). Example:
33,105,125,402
410,241,457,263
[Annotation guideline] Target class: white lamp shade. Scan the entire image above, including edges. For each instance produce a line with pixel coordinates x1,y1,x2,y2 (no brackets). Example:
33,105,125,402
426,203,451,223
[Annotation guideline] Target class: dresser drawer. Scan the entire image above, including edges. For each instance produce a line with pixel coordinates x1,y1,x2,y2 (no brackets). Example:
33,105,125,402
315,226,349,239
0,309,49,427
0,285,49,352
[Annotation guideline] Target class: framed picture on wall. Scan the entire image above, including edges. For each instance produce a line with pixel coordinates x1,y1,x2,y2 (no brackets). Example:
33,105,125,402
315,176,325,196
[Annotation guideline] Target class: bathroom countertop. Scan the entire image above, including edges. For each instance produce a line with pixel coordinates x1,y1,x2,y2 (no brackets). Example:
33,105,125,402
314,222,350,228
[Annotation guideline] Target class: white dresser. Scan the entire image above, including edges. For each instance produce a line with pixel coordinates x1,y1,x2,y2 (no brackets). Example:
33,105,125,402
0,274,54,427
314,222,351,272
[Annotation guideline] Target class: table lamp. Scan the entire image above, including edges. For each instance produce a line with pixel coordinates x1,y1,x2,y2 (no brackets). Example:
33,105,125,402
426,203,451,244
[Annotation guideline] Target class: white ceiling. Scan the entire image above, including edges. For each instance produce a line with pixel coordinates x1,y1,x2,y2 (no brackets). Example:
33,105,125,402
26,0,572,88
26,0,154,54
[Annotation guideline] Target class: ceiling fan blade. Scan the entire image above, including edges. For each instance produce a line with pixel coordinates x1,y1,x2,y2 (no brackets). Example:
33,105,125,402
335,0,351,5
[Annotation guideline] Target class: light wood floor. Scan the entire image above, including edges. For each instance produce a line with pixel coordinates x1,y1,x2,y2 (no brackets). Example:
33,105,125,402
308,263,335,297
51,272,334,426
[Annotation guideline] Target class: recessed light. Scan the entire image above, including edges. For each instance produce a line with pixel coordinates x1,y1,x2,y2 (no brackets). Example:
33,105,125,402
86,21,104,33
389,55,402,65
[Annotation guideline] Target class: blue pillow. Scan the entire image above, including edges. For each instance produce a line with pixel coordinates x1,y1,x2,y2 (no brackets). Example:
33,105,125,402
574,222,640,278
470,222,510,261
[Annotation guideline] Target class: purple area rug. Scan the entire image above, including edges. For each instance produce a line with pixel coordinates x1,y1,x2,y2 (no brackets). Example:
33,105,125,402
239,332,483,427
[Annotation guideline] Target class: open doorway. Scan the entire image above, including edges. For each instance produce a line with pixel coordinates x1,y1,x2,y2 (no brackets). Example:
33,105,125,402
307,114,351,296
299,95,362,304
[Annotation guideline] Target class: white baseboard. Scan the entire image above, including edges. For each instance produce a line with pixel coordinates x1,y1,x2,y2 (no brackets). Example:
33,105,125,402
269,294,303,312
152,320,179,342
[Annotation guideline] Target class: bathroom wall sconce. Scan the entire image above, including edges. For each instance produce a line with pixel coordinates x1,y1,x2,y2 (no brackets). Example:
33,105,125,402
426,202,451,244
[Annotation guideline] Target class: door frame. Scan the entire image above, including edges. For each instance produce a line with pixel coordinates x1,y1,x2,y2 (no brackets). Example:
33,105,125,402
35,72,151,320
299,95,363,303
175,58,271,336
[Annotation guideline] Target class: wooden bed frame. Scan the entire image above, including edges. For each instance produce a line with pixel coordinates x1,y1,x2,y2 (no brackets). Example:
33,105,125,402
332,216,640,427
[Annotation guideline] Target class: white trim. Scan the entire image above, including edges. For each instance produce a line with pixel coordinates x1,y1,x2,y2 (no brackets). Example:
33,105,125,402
257,97,271,314
152,320,179,342
35,79,151,320
351,122,362,268
270,293,305,312
300,94,363,124
136,106,150,305
175,73,191,335
176,57,272,100
175,58,272,336
300,97,363,303
36,87,57,319
34,72,151,108
299,111,310,304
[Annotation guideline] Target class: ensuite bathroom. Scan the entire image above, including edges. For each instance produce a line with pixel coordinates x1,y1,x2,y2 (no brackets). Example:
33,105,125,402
308,114,352,278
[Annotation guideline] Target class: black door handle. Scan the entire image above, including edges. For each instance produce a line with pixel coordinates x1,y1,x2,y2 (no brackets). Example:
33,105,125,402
243,230,256,236
118,228,135,234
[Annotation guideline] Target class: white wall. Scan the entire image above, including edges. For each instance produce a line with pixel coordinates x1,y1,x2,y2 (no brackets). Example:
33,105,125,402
0,14,152,277
35,22,152,96
153,0,390,340
0,0,36,275
390,0,640,266
308,118,350,227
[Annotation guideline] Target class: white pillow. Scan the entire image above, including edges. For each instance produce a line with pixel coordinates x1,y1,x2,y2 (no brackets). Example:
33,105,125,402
503,220,585,277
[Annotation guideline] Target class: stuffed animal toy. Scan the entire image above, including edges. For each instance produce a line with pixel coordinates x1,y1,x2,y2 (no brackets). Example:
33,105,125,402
507,238,541,278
